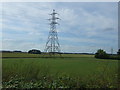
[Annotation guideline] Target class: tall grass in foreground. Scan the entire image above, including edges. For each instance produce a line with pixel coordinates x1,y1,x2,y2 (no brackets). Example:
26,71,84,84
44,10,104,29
3,58,118,88
2,71,118,88
2,60,51,81
2,69,118,88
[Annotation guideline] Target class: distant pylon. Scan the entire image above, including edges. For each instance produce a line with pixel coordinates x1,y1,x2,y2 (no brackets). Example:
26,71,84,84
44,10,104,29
44,9,60,54
111,48,113,55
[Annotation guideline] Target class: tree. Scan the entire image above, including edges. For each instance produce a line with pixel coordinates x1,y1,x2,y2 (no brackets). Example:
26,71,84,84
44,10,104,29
95,49,109,59
117,49,120,55
28,49,41,54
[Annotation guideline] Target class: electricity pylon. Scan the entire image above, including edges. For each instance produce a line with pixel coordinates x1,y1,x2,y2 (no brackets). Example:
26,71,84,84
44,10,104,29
44,9,61,54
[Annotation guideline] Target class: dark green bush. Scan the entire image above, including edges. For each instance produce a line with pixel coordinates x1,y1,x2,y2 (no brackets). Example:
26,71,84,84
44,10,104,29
28,49,41,54
117,49,120,55
109,55,120,60
95,49,109,59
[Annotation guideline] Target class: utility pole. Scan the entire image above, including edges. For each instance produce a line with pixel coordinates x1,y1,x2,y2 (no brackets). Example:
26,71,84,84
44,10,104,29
111,47,113,55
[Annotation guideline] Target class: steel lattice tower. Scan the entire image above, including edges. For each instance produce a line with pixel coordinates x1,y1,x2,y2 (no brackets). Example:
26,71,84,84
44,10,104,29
44,9,60,54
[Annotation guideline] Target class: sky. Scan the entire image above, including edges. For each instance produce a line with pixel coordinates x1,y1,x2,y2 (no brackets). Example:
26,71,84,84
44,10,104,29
1,2,118,53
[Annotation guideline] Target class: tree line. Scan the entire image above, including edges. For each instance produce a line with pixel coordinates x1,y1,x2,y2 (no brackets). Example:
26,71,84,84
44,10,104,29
95,49,120,60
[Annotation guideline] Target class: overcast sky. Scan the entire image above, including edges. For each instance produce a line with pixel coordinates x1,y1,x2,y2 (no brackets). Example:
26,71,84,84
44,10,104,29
1,2,118,53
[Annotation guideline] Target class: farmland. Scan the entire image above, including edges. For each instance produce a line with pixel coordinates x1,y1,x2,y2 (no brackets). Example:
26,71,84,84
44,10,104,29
2,52,118,88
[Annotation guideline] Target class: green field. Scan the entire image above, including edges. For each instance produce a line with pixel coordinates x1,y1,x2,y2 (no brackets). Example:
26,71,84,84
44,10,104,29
2,52,94,58
2,52,118,88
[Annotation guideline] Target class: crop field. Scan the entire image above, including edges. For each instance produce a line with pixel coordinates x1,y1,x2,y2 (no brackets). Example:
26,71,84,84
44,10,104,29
2,52,94,58
2,52,119,88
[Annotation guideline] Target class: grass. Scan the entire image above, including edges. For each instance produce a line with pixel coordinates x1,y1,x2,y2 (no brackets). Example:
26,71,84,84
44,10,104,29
2,52,119,88
1,52,43,58
1,52,94,58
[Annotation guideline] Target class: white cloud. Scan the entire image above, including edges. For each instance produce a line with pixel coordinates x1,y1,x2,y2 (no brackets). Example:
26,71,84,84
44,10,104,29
59,7,117,33
2,40,45,51
1,2,118,53
61,44,118,54
60,36,117,46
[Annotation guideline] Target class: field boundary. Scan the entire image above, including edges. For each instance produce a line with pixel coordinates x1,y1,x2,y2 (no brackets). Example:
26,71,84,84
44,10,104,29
1,57,119,61
2,57,87,58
